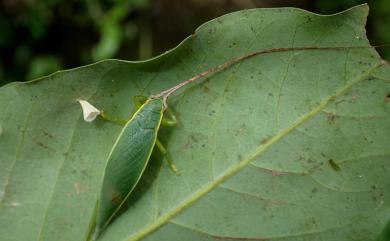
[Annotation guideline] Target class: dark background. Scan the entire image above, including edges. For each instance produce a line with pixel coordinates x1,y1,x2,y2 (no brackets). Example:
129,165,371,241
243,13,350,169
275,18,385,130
0,0,389,86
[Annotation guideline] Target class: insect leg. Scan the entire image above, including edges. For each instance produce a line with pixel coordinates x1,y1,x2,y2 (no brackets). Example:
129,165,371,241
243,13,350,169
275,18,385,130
100,111,128,126
161,108,177,127
155,138,179,174
99,95,148,126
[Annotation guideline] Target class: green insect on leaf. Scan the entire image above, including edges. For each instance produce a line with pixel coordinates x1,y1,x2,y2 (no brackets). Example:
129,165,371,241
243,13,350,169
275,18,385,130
92,98,167,240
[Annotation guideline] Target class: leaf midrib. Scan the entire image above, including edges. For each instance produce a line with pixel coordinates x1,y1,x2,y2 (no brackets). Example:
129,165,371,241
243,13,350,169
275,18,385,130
124,62,383,241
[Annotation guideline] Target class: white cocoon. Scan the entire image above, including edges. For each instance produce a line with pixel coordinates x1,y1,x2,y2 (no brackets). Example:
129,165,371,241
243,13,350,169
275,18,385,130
77,99,101,122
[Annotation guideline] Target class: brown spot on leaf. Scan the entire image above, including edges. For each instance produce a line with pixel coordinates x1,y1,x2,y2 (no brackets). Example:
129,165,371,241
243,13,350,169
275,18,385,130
328,159,340,171
324,112,338,122
384,93,390,101
234,124,247,136
110,190,124,205
74,182,88,194
269,170,288,176
190,133,199,143
43,131,53,139
237,154,243,160
35,141,55,152
260,137,269,145
351,91,360,100
202,85,210,93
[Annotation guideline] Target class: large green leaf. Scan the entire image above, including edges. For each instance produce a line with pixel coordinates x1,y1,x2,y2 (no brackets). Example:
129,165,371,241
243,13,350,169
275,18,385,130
0,4,389,241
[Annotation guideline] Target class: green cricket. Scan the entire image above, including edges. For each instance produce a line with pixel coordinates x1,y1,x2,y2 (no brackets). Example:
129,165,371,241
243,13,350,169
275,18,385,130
91,97,175,240
90,44,382,240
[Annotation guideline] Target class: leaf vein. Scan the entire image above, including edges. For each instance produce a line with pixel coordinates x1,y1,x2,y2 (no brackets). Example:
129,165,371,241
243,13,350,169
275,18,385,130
36,112,82,241
0,103,34,206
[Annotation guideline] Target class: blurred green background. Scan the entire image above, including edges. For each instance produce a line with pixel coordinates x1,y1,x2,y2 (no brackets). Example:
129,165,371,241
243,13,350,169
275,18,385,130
0,0,389,86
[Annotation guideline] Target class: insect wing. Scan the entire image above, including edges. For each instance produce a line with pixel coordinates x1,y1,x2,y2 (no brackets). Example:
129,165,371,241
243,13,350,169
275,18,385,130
93,98,164,238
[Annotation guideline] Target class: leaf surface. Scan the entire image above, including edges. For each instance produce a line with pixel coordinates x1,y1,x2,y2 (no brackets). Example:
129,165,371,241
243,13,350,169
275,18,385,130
0,4,389,241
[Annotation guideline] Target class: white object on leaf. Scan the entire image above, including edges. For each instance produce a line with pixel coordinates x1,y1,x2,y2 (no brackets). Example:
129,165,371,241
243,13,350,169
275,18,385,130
77,99,101,122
